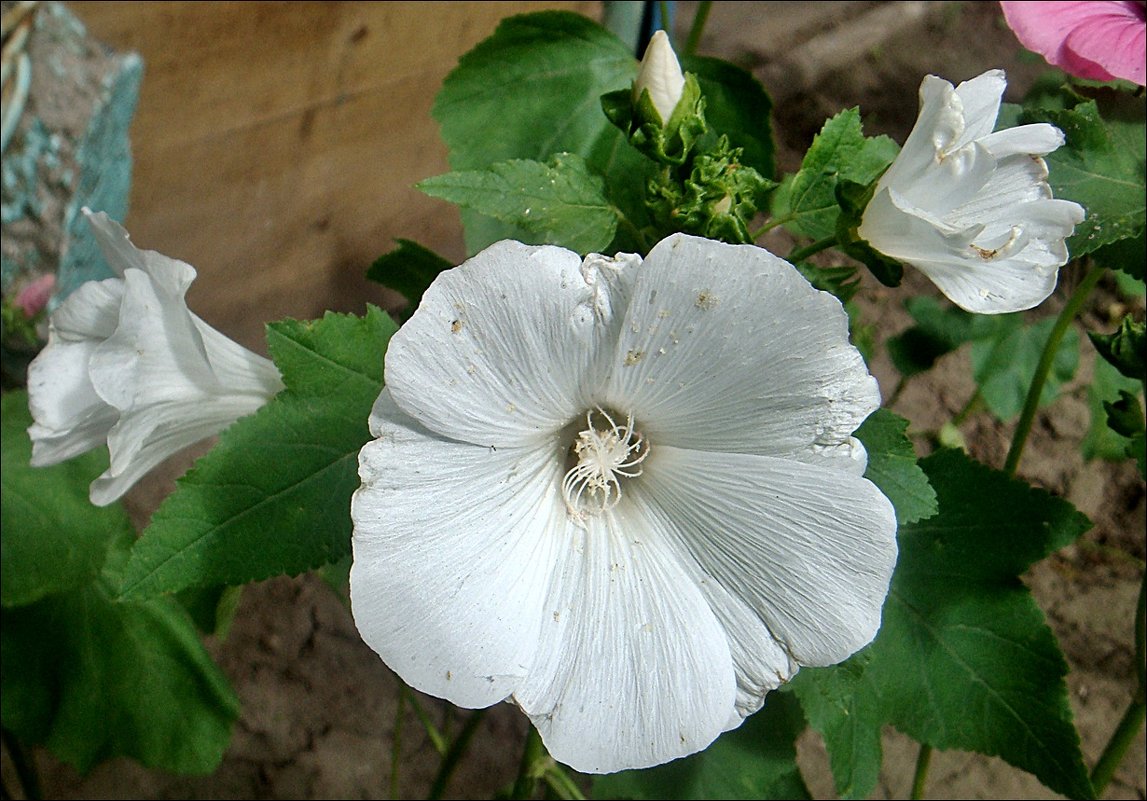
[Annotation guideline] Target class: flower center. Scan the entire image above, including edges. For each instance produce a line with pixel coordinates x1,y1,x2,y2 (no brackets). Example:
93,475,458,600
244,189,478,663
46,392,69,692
561,408,649,519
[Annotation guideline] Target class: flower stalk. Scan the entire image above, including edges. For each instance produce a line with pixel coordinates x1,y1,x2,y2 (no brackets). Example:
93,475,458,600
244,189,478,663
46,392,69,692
1004,263,1104,476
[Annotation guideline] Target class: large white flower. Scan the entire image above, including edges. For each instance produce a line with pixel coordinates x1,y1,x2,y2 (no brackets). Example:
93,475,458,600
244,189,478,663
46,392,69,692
858,69,1085,314
27,209,284,506
350,233,898,773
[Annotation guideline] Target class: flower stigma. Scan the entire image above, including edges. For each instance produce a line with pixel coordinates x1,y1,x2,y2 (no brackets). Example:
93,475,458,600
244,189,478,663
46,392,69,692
561,407,649,519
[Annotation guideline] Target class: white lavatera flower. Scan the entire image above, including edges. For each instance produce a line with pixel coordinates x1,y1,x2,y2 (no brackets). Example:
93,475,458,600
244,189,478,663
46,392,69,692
858,69,1086,314
351,233,898,773
633,29,686,124
27,209,284,506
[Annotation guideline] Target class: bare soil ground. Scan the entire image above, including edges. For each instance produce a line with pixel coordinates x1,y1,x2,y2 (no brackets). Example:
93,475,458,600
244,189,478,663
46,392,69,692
15,2,1145,799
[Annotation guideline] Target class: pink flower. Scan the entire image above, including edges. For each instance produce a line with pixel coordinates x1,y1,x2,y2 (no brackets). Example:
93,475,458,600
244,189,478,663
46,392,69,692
1000,1,1146,86
15,274,56,318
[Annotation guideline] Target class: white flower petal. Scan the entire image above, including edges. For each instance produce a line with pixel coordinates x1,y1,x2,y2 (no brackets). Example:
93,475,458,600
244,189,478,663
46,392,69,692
603,234,880,467
860,70,1082,314
951,69,1006,146
27,213,282,504
385,241,632,447
639,445,897,667
634,30,686,124
513,506,735,774
980,123,1065,158
350,390,562,708
91,403,252,506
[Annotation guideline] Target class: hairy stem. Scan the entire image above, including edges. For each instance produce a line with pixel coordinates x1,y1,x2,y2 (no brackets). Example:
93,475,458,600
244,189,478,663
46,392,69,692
1004,264,1103,476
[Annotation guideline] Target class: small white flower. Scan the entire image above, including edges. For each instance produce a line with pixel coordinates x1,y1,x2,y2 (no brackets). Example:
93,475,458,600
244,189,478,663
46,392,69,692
634,29,686,125
350,233,898,773
27,209,284,506
858,69,1086,314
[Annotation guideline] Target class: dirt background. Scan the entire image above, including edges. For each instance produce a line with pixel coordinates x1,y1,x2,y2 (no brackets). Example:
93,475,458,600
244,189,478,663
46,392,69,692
10,2,1146,799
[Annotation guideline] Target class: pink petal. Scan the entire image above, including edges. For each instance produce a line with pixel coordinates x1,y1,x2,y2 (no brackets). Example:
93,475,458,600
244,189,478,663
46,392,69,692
1000,1,1146,85
15,274,56,317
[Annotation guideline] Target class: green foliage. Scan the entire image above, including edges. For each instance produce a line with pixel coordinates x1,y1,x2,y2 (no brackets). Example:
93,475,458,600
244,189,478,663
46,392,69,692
2,564,240,774
855,409,938,525
1,392,132,607
432,11,774,254
592,691,809,800
796,450,1094,800
1021,95,1146,272
1088,315,1146,381
117,308,398,598
1,391,238,775
887,297,976,378
892,299,1082,421
972,316,1080,421
771,108,898,241
419,154,619,254
1083,357,1145,462
366,239,453,309
1103,390,1147,477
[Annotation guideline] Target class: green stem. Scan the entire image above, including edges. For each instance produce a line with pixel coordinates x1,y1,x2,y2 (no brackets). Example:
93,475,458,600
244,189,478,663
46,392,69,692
1,729,40,801
910,743,933,800
405,689,447,755
751,214,794,239
886,375,909,408
1090,571,1147,795
787,235,838,264
1090,694,1146,795
1004,264,1104,476
683,0,712,56
543,764,587,800
427,709,487,801
511,725,546,800
952,388,983,427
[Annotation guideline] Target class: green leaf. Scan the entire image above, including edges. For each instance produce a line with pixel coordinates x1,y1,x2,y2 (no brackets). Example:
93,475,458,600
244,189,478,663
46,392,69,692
1,538,239,774
1083,357,1144,461
855,409,937,525
433,11,646,253
1,391,134,608
790,650,881,800
366,239,453,308
419,154,618,254
680,55,775,180
877,450,1093,798
1094,228,1146,284
1088,315,1146,381
1104,390,1147,477
772,108,898,241
592,691,809,800
972,315,1080,421
1023,96,1146,264
117,308,398,598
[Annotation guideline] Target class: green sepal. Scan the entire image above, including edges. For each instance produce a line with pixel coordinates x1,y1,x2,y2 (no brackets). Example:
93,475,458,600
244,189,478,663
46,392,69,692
604,72,707,167
1103,390,1147,477
835,177,904,287
646,134,775,244
1088,315,1146,382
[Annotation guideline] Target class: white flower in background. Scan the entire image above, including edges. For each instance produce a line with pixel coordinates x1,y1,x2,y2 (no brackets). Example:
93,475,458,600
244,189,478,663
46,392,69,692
351,233,898,773
27,209,284,506
858,69,1085,314
633,29,686,124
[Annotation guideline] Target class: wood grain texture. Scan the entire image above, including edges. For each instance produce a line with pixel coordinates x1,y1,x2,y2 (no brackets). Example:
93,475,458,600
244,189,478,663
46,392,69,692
73,1,601,350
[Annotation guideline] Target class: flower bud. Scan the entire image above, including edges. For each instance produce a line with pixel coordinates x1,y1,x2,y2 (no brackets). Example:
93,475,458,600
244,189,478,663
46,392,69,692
633,30,686,125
